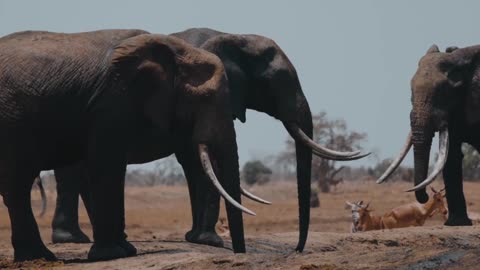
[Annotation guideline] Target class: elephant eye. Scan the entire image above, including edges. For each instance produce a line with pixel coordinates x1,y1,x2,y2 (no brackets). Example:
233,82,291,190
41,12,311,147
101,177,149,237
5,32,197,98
446,69,463,83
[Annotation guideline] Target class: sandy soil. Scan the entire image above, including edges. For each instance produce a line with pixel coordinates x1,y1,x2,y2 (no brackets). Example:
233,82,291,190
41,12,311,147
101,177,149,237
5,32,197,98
1,180,480,269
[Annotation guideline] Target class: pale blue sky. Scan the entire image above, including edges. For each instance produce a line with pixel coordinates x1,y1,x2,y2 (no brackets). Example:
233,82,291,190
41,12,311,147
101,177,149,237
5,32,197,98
1,1,479,168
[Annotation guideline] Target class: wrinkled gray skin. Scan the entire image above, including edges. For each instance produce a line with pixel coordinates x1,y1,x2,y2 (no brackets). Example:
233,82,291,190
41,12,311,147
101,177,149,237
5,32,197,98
410,44,480,226
52,28,367,252
0,29,244,261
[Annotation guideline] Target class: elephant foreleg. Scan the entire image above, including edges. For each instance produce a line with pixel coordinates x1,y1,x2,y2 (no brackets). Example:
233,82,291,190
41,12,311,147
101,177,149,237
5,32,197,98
52,162,91,243
85,112,136,261
176,147,222,247
443,139,472,226
176,149,199,241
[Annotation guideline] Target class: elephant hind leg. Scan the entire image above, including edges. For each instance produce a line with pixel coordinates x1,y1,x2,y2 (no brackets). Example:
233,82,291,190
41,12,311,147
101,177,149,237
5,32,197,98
52,163,91,244
3,174,56,261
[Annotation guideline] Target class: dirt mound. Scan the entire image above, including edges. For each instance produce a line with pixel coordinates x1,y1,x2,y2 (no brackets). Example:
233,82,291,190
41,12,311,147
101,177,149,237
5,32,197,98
1,181,480,269
1,226,480,269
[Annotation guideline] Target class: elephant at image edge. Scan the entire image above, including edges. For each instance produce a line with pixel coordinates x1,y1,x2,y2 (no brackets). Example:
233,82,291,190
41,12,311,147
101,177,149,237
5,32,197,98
0,29,247,261
49,27,368,252
378,44,480,226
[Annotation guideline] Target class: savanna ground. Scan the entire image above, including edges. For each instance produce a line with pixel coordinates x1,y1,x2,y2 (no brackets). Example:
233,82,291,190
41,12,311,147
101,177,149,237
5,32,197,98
2,180,480,269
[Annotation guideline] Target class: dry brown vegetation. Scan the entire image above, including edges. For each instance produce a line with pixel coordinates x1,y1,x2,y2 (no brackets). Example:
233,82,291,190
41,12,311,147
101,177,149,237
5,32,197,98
1,180,480,269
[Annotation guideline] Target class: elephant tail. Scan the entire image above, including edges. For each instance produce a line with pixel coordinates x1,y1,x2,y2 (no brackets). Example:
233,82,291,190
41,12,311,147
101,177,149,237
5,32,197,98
35,175,47,217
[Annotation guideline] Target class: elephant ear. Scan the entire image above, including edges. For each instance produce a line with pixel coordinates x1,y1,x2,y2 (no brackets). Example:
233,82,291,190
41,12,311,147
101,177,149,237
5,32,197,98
110,34,226,129
200,35,249,122
111,34,225,97
201,34,278,123
441,46,480,120
440,46,480,88
223,58,248,122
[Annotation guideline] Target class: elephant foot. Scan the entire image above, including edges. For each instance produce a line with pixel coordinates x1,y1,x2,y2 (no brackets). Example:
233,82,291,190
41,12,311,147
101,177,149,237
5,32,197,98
445,216,472,226
87,244,127,261
14,245,56,262
185,229,198,243
117,239,137,257
87,239,137,261
189,231,224,248
52,228,91,243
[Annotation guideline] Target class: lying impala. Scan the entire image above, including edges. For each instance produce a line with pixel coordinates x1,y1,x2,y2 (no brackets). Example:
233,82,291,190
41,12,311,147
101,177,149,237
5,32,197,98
354,187,448,231
382,187,448,229
356,202,384,231
345,200,364,232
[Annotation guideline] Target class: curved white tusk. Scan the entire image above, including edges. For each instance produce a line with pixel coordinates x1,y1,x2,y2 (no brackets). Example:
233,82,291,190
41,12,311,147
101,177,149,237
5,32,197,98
406,129,449,192
241,187,272,205
376,131,412,184
285,123,370,161
198,144,256,216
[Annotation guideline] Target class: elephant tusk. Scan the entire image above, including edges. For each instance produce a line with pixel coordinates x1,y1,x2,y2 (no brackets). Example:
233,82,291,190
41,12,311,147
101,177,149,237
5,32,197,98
406,129,449,192
285,123,370,161
241,187,272,205
198,144,256,216
376,131,412,184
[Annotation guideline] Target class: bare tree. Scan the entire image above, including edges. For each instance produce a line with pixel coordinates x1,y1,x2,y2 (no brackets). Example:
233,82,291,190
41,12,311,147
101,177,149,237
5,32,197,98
126,156,185,186
241,160,272,185
276,111,367,193
368,158,413,183
311,112,367,192
462,143,480,181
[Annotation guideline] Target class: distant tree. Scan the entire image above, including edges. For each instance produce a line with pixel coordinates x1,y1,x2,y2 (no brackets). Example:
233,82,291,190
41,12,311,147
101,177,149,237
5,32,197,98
462,143,480,181
368,158,413,183
310,186,320,208
276,111,367,193
125,156,185,186
242,160,272,185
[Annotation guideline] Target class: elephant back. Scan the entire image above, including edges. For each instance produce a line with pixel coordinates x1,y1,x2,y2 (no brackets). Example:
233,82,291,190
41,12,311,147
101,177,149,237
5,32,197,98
0,30,148,122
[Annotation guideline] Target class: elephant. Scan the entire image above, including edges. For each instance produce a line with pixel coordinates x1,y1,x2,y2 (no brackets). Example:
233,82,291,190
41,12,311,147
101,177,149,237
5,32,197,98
377,44,480,226
49,28,368,253
0,29,249,261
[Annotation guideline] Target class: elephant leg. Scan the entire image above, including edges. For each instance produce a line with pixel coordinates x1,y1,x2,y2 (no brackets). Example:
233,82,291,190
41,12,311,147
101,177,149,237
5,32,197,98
52,162,91,243
85,118,136,261
176,148,223,247
176,150,199,241
184,169,199,242
443,140,472,226
78,169,96,227
4,175,56,261
196,160,222,246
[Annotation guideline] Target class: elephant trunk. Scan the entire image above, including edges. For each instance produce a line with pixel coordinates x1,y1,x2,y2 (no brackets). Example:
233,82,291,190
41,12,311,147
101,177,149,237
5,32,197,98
284,91,312,252
411,122,434,203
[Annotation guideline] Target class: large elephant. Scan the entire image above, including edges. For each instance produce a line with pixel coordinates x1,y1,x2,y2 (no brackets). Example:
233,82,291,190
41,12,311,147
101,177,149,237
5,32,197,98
171,28,369,251
378,44,480,226
0,29,248,261
50,28,368,253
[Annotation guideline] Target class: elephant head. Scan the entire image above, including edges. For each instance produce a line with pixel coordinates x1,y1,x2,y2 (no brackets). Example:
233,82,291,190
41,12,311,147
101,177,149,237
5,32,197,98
196,34,368,251
111,34,251,252
377,44,480,202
